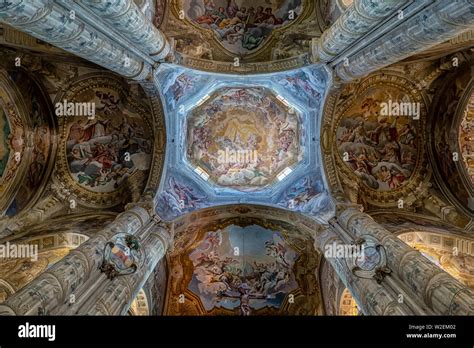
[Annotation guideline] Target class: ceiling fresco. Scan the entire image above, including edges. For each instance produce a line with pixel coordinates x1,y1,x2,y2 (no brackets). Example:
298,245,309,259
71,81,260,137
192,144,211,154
5,69,54,217
65,91,151,193
181,0,307,55
165,217,322,315
0,68,54,217
154,64,332,221
189,225,299,313
55,74,155,208
329,73,428,205
160,0,321,65
430,64,473,213
186,87,303,191
336,80,423,192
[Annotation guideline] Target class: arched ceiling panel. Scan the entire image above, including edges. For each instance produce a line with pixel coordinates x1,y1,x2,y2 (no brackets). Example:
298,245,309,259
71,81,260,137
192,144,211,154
165,214,322,315
4,69,55,217
0,68,55,217
429,63,474,214
159,0,323,67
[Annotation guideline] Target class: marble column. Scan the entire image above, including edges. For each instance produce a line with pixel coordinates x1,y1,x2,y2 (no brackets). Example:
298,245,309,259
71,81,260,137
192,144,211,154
78,0,170,61
83,223,171,315
335,0,474,81
0,0,150,80
313,0,410,62
0,203,152,315
337,206,474,315
316,225,419,315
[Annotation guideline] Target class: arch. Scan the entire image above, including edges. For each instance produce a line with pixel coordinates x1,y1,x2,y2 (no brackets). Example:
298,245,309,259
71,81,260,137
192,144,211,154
0,231,89,303
427,59,474,215
1,212,116,244
128,288,150,316
338,288,358,316
398,230,474,289
319,258,345,315
169,203,324,251
4,67,57,217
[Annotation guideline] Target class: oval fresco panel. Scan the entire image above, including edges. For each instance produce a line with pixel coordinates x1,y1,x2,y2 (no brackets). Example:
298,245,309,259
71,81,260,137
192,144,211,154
57,76,153,206
336,80,423,192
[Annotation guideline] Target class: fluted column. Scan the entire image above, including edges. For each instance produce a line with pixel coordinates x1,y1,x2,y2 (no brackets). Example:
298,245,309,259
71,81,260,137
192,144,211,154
314,0,410,62
0,0,150,80
78,0,170,61
0,203,152,315
335,0,474,81
84,223,171,315
337,206,474,315
315,227,415,315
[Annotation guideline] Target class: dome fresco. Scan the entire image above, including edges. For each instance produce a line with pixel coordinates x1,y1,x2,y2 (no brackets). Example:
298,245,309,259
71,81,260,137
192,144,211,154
155,64,330,221
186,87,303,191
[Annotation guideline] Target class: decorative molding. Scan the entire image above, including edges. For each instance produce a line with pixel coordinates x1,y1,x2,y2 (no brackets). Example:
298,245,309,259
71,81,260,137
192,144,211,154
174,53,312,74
